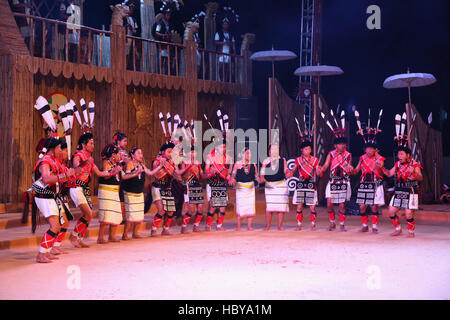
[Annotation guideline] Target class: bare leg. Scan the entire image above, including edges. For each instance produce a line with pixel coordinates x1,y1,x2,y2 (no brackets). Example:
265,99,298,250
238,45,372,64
264,212,272,230
122,221,131,240
70,203,92,248
97,223,108,244
236,216,241,231
247,217,253,231
37,216,61,263
278,212,285,230
388,206,402,236
132,222,142,238
109,225,120,242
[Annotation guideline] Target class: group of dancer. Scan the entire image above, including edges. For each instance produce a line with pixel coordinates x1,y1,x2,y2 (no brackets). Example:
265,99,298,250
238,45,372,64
31,96,423,263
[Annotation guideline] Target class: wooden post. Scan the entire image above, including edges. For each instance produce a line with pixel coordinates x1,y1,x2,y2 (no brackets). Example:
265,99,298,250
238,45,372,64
109,24,127,137
183,37,198,121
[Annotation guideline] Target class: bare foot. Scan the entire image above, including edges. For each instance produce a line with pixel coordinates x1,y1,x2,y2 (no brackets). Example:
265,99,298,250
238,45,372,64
161,229,172,236
97,238,109,244
46,253,59,260
235,227,241,231
264,226,270,231
132,233,142,239
359,226,369,233
390,229,402,236
216,227,226,231
296,225,302,231
277,227,284,231
108,237,120,242
122,234,130,240
328,222,336,231
407,232,415,238
372,228,378,234
204,226,212,232
192,225,201,232
247,227,254,231
36,252,52,263
50,247,68,255
311,225,316,231
69,234,82,248
150,229,158,237
78,240,90,248
339,225,347,232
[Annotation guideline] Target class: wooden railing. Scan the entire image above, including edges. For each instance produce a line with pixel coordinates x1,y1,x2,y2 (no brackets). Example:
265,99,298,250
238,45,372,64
12,12,112,67
12,13,247,83
198,48,244,83
125,35,185,76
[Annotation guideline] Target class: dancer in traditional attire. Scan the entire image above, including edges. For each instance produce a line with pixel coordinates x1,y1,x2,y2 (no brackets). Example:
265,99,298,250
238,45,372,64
260,144,289,230
121,147,162,240
351,109,385,233
151,141,178,236
33,138,75,263
204,140,231,231
287,132,322,231
68,99,121,247
230,147,259,231
52,140,74,255
383,113,423,237
33,96,75,262
179,146,206,233
319,109,354,231
97,144,123,243
113,131,129,223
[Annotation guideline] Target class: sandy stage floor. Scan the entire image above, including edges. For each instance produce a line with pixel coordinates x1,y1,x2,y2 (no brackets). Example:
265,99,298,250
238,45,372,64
0,212,449,300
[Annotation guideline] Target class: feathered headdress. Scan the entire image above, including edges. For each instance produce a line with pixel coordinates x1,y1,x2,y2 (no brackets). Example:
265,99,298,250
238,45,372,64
73,98,95,133
159,111,194,146
159,0,182,13
34,96,58,137
295,112,313,149
190,11,206,23
354,107,383,149
394,112,411,154
321,107,346,144
218,6,239,24
58,99,76,159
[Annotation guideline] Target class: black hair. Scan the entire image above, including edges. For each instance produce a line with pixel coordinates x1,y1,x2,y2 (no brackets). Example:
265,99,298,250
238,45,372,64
101,144,119,160
333,137,347,145
396,145,411,155
60,140,68,150
160,142,175,152
300,140,313,149
129,147,140,158
44,137,63,151
77,132,93,150
113,131,127,145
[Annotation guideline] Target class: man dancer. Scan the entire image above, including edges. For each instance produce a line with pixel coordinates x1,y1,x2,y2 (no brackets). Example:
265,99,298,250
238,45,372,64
150,141,178,236
351,109,385,233
204,140,231,231
180,146,205,233
320,110,353,232
383,113,423,237
33,138,75,263
69,132,121,247
286,136,322,231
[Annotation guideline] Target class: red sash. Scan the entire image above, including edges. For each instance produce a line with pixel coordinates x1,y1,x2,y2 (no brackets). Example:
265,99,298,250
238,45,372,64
330,150,351,176
74,150,93,183
395,159,422,182
296,156,318,180
33,155,60,185
360,153,385,180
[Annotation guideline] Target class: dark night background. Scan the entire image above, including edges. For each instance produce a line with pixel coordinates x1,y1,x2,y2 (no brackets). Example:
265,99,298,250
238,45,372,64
84,0,450,156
